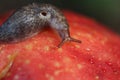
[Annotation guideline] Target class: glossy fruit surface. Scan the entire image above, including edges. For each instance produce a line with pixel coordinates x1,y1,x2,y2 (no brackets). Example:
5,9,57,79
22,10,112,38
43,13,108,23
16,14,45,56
0,10,120,80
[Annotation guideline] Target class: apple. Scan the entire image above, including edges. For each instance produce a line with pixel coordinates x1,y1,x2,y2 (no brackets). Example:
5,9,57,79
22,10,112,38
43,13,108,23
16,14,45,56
0,10,120,80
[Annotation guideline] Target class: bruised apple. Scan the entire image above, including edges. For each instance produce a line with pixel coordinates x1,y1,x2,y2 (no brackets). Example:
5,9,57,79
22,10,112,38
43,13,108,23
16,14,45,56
0,10,120,80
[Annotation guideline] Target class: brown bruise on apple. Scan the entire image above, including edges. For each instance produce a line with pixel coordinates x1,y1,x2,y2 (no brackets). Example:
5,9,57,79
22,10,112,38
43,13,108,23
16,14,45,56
0,11,120,80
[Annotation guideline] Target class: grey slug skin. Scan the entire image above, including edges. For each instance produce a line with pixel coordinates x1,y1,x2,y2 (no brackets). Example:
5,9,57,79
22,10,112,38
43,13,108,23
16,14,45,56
0,3,81,47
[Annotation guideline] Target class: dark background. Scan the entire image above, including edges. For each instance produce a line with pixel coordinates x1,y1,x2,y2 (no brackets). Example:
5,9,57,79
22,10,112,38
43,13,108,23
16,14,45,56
0,0,120,34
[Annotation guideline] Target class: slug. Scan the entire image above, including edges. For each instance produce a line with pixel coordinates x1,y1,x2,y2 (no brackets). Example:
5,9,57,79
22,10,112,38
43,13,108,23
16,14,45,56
0,3,81,47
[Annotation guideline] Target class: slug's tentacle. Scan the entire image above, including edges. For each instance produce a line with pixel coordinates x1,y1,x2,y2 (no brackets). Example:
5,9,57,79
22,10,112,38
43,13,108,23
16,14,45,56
57,28,81,47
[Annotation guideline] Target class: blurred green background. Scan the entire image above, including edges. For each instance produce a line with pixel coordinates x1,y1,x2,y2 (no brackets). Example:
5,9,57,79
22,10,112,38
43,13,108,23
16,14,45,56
0,0,120,33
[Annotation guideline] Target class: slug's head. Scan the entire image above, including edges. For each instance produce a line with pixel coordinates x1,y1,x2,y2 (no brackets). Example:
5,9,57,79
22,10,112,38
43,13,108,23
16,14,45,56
31,3,81,47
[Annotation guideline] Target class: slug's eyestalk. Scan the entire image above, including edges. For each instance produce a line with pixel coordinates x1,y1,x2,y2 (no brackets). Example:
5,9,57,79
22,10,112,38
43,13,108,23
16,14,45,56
57,28,81,47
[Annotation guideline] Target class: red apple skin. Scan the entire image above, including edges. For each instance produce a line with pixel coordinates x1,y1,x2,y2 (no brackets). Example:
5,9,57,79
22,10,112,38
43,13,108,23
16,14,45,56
0,10,120,80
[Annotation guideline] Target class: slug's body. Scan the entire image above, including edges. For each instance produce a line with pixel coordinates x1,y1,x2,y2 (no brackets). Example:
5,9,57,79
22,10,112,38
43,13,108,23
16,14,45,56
0,3,81,47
